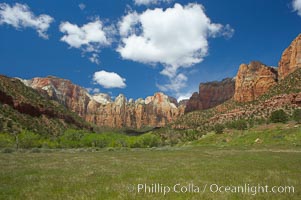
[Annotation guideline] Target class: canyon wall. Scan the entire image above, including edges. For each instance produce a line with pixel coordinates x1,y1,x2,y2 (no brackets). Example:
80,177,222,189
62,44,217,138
24,77,184,129
278,34,301,80
185,78,235,113
234,61,278,102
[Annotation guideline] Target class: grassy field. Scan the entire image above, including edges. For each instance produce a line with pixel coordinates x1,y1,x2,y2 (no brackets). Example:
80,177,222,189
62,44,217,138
0,123,300,200
185,123,301,149
0,146,300,200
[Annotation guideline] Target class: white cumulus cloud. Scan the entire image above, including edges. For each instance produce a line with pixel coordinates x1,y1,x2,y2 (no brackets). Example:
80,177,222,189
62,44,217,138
293,0,301,16
0,3,53,39
118,3,234,92
157,73,187,92
134,0,172,6
59,19,111,64
118,12,139,37
93,70,126,89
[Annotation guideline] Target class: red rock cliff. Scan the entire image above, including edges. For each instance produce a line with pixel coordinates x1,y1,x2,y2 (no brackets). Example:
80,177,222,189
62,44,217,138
25,77,184,129
185,78,235,113
234,61,278,102
29,76,91,118
278,34,301,80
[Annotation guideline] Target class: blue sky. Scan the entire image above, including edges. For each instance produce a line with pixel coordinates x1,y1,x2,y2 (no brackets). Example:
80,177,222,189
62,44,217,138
0,0,301,101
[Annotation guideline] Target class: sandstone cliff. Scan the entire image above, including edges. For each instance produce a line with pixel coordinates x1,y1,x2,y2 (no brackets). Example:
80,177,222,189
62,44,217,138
27,76,91,118
173,68,301,130
86,93,184,128
278,34,301,80
0,75,92,135
185,78,235,113
234,61,278,102
23,77,184,129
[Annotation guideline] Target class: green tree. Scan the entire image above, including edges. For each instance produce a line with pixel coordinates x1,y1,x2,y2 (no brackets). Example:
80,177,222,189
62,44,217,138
6,119,22,149
0,133,14,148
270,109,288,123
292,109,301,123
59,129,85,148
81,133,109,148
18,130,41,148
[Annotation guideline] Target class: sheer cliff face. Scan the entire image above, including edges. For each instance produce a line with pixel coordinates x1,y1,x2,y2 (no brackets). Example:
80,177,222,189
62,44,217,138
0,76,92,135
233,34,301,103
185,78,235,113
233,61,278,103
26,77,184,129
278,34,301,80
185,34,301,108
29,77,91,118
86,93,184,128
185,61,279,110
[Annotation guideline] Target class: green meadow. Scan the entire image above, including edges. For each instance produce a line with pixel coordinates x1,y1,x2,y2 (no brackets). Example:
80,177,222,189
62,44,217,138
0,147,300,200
1,124,301,200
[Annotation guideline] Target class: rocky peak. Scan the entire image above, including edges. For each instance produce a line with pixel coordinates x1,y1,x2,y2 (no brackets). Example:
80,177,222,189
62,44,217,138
128,98,134,104
153,92,170,105
145,92,178,108
0,75,92,135
85,91,184,129
178,99,188,107
278,34,301,79
185,92,202,112
168,96,178,107
115,94,127,106
145,95,154,105
20,76,185,129
16,78,32,87
234,61,278,102
92,93,112,105
135,98,145,104
26,76,92,117
185,78,235,113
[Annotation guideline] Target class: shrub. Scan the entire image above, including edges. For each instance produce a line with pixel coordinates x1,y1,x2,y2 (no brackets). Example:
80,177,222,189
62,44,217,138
247,118,255,128
0,120,3,132
292,109,301,123
214,124,225,134
270,109,288,123
2,148,14,153
41,140,59,149
235,120,248,130
184,130,199,141
226,120,248,130
140,133,161,147
107,147,115,151
31,148,41,153
254,118,267,125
